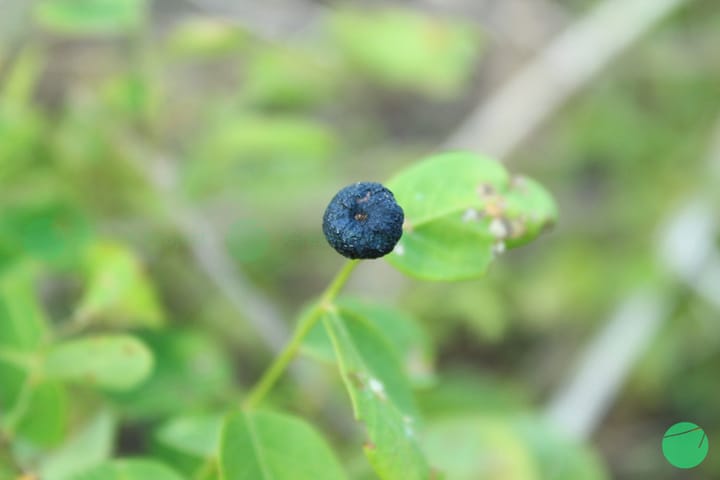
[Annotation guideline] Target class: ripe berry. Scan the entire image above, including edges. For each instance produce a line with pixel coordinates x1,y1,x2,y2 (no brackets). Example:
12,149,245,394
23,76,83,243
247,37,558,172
322,182,404,259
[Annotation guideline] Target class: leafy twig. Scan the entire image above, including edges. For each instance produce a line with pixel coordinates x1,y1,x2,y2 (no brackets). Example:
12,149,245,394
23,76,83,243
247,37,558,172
243,260,359,410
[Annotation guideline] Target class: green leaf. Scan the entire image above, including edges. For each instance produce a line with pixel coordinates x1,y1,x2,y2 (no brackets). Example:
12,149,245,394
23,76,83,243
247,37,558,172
165,18,248,57
76,242,165,328
304,298,434,386
34,0,146,35
110,330,233,419
101,73,159,124
386,152,557,280
44,334,154,391
0,203,92,268
40,409,116,480
342,299,434,386
329,8,483,96
242,47,338,108
156,414,223,458
219,409,347,480
0,104,44,187
69,458,184,480
322,310,430,480
0,265,49,350
1,47,42,106
15,380,69,447
0,266,59,445
0,460,14,479
183,115,335,197
422,416,538,480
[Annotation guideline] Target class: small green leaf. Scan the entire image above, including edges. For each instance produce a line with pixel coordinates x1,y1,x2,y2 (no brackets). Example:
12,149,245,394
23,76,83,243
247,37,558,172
322,310,430,480
156,414,223,458
165,18,247,57
34,0,146,35
242,47,338,108
45,335,153,391
219,409,347,480
40,410,116,480
389,152,508,227
76,242,165,328
1,47,42,106
14,380,69,447
110,330,233,419
304,298,434,387
0,265,49,350
329,8,483,96
0,104,44,188
183,115,335,197
386,152,557,280
101,73,159,124
69,458,184,480
0,203,92,268
0,266,57,443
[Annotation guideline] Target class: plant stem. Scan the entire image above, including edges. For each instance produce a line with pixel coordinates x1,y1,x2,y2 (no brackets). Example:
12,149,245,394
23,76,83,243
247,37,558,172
243,260,359,410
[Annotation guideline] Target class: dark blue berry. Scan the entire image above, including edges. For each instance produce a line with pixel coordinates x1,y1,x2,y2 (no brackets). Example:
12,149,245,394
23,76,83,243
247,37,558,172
322,182,404,259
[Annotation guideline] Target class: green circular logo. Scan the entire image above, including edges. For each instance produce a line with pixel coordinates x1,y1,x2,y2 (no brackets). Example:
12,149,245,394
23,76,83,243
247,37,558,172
662,422,709,469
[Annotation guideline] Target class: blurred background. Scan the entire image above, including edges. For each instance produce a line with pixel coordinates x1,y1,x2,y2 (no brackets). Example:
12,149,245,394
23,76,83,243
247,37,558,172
0,0,719,479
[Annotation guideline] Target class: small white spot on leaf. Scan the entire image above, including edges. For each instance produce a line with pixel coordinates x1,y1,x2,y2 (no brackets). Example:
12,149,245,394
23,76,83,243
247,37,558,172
403,416,415,437
394,243,405,256
462,208,481,223
489,218,509,239
368,378,387,401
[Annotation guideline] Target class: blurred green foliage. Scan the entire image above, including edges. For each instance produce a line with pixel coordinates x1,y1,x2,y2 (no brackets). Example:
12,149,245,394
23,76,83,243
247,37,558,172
0,0,719,479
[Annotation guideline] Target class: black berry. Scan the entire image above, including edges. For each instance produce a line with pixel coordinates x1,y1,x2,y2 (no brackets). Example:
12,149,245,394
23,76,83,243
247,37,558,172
322,182,404,259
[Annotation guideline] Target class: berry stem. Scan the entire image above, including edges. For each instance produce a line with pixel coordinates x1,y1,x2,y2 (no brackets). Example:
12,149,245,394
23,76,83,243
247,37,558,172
243,259,360,410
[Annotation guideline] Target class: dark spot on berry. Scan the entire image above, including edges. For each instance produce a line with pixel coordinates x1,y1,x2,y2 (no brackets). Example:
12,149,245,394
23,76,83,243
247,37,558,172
322,182,404,259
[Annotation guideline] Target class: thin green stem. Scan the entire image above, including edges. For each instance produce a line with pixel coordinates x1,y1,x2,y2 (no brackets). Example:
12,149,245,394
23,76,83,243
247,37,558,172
243,260,359,410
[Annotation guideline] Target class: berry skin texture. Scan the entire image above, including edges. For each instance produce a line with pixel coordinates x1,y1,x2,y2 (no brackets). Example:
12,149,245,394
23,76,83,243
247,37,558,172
323,182,404,259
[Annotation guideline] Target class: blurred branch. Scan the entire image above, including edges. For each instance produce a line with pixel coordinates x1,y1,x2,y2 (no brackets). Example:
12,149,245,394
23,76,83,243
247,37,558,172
130,153,290,353
182,0,327,41
545,116,720,440
545,290,670,440
444,0,690,158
